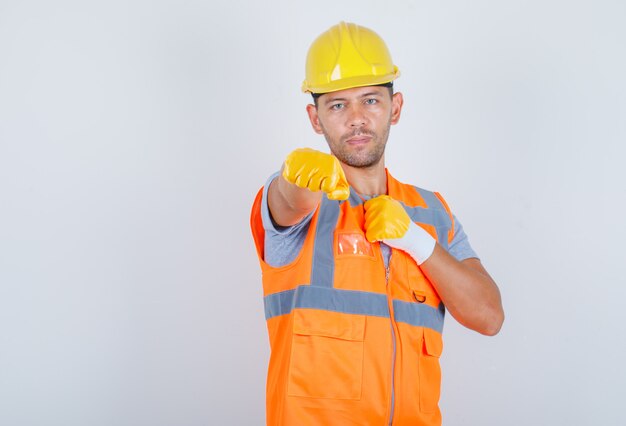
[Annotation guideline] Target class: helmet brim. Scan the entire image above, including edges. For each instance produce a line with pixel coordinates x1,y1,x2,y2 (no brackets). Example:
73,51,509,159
302,68,400,94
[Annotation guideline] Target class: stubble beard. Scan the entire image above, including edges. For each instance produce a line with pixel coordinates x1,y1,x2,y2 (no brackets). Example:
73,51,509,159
324,123,391,169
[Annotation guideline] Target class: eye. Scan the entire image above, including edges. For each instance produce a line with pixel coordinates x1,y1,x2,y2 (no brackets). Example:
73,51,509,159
330,103,345,110
365,98,378,105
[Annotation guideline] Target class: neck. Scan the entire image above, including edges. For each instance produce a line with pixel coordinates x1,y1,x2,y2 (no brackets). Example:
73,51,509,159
341,157,388,196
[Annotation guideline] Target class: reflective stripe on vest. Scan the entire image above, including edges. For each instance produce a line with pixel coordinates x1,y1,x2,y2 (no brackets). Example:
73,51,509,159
264,286,445,333
310,196,340,289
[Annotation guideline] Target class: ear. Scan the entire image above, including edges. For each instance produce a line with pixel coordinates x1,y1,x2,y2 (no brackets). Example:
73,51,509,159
390,92,404,125
306,104,324,135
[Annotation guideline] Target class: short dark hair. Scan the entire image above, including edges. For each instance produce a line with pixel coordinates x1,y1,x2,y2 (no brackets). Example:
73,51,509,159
311,82,394,107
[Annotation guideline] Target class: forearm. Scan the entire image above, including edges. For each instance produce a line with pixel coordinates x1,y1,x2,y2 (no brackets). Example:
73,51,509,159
268,174,322,227
420,245,504,336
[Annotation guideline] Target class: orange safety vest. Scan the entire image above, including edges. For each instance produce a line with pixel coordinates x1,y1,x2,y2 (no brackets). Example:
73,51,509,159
250,171,456,426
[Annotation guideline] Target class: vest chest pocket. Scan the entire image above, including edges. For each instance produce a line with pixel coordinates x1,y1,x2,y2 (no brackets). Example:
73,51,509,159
287,309,366,400
419,327,443,413
337,232,374,257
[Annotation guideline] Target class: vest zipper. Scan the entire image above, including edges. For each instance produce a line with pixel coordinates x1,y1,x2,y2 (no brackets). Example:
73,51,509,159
385,251,397,426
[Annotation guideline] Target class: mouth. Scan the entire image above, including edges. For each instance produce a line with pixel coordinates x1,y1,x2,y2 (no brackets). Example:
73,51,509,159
345,135,372,145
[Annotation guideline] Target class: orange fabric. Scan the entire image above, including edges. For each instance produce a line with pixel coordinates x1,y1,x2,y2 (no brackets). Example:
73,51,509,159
250,172,453,426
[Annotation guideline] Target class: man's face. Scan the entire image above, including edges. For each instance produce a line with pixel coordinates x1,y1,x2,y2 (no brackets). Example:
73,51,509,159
306,86,403,169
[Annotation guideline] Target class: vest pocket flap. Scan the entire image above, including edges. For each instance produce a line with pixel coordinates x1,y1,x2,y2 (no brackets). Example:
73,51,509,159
423,327,443,358
293,309,365,341
288,309,366,399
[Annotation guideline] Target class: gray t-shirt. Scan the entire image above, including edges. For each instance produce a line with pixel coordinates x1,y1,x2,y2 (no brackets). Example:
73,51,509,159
261,172,478,267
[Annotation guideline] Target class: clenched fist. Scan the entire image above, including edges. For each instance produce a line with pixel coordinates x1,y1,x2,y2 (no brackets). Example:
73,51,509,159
364,195,436,265
282,148,350,201
363,195,411,242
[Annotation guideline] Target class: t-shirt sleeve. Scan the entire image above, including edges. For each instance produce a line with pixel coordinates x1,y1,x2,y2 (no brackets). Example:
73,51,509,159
448,215,479,261
261,172,314,267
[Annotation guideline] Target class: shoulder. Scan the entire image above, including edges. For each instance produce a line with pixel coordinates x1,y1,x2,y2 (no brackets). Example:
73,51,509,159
251,172,316,267
388,172,453,216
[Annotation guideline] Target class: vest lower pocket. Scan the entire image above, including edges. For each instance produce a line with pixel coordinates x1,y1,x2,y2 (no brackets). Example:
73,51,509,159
287,308,365,400
419,327,443,413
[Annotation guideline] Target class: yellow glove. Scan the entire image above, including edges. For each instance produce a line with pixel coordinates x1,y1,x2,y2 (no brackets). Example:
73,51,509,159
364,195,436,265
282,148,350,200
363,195,411,242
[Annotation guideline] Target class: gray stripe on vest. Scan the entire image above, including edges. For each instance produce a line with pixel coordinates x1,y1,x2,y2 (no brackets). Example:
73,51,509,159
264,286,389,320
310,196,340,288
401,204,451,251
409,187,451,250
295,286,390,317
265,286,445,334
393,299,445,333
264,288,297,319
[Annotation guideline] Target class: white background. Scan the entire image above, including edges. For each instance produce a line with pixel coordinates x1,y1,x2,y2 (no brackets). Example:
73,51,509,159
1,1,625,425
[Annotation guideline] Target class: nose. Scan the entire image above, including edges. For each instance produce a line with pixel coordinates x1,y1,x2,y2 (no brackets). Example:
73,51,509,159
347,104,367,128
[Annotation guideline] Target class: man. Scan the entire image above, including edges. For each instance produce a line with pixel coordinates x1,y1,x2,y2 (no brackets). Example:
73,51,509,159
250,22,504,426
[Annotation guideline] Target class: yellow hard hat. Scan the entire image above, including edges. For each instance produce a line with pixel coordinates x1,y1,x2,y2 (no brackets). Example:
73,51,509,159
301,22,400,94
